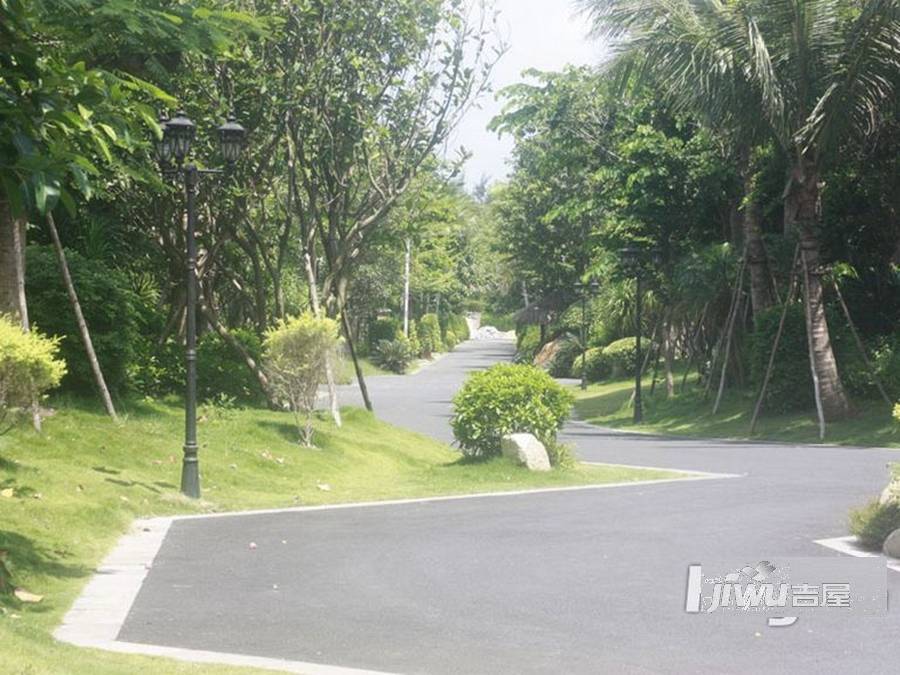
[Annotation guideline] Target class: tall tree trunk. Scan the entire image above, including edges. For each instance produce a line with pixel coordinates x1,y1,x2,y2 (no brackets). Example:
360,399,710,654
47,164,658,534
0,198,27,323
46,213,118,421
304,250,341,427
403,238,411,337
1,197,42,431
744,186,774,322
786,158,852,420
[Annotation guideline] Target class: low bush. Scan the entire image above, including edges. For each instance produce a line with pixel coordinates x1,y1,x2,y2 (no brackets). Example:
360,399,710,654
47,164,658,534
419,313,443,357
451,363,574,458
444,330,459,351
516,325,542,363
446,313,470,341
545,438,576,469
368,317,400,350
0,317,66,426
569,347,611,382
407,319,421,358
849,499,900,550
373,338,415,374
197,328,265,404
603,337,640,378
264,313,339,446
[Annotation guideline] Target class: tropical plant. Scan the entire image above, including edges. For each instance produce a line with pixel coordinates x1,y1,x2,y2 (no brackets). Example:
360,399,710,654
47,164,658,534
373,338,416,374
580,0,900,419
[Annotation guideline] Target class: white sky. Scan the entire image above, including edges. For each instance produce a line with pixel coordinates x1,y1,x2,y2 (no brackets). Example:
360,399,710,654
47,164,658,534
449,0,608,190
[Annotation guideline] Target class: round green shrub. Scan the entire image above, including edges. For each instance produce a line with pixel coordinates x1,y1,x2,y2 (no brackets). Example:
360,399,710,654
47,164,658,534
26,246,140,394
368,317,400,350
451,363,574,458
372,338,415,374
0,316,66,415
419,313,443,357
849,499,900,550
569,347,611,382
603,337,640,378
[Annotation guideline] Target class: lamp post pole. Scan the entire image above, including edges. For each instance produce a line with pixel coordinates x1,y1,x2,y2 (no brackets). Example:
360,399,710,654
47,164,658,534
633,273,643,423
580,290,588,391
155,110,245,499
181,164,201,498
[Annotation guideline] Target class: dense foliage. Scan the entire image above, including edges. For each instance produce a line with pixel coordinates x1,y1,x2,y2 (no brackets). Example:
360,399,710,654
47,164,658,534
451,364,574,458
0,316,66,427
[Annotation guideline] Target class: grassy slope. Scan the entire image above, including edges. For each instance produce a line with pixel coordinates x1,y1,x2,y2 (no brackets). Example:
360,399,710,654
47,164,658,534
573,374,900,448
1,400,677,674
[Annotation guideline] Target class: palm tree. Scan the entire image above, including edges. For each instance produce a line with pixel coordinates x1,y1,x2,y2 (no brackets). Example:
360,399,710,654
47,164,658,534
579,0,900,419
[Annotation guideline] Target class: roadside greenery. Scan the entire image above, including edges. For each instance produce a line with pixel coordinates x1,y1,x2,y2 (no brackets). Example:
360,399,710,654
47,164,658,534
0,401,679,673
452,364,575,458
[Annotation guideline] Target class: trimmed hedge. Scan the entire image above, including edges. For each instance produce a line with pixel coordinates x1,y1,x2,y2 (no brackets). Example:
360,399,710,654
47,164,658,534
419,313,443,357
451,363,574,458
569,347,611,382
603,337,640,378
850,500,900,550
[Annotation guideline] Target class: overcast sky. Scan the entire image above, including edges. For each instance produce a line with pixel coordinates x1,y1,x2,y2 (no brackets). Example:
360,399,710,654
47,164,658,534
449,0,608,190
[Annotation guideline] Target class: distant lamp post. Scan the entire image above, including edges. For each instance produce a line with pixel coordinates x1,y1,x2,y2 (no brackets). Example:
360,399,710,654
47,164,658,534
155,109,246,499
618,245,660,423
574,277,600,391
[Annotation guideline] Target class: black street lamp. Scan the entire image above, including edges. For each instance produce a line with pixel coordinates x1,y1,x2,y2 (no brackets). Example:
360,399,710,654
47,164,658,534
618,245,659,424
574,277,600,391
155,109,245,498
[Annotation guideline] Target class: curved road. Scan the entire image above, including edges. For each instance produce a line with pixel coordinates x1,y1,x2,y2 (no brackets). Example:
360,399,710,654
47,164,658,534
118,340,900,674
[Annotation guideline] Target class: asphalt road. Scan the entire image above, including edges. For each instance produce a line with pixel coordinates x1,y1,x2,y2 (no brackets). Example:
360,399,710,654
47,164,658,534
118,339,900,674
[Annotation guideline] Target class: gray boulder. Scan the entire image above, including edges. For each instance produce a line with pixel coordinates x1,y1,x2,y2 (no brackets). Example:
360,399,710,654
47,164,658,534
883,528,900,559
501,433,551,472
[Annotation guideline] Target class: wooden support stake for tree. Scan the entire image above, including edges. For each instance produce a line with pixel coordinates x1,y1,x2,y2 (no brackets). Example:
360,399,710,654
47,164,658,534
46,213,118,422
681,303,709,393
832,278,892,408
712,248,749,414
750,244,801,434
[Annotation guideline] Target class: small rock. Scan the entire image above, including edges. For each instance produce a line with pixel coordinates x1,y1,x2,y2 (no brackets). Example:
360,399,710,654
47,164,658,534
317,482,332,492
0,488,13,498
501,433,552,472
229,464,238,470
883,528,900,558
14,588,43,603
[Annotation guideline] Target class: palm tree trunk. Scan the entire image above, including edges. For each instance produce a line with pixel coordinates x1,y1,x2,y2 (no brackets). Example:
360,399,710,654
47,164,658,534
403,238,411,337
46,213,118,421
786,159,852,420
744,189,774,322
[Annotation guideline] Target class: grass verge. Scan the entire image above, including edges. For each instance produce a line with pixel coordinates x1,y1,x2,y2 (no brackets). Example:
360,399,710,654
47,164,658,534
573,375,899,448
1,399,678,674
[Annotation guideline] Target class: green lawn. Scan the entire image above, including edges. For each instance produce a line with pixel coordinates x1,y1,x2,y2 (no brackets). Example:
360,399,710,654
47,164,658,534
1,399,678,674
573,374,900,448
